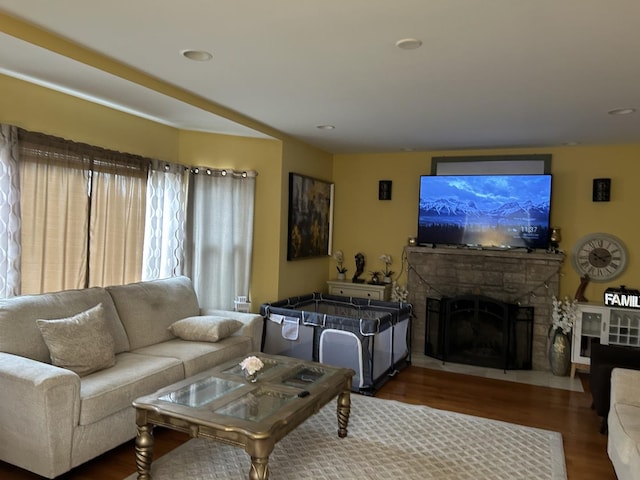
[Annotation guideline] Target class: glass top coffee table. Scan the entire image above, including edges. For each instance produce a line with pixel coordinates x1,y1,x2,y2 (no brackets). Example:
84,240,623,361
132,353,354,480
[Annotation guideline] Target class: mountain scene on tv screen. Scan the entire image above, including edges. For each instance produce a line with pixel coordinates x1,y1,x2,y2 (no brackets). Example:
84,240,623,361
418,175,551,248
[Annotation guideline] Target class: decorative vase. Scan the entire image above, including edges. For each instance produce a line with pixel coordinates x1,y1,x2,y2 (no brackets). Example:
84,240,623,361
383,276,392,284
244,370,258,383
549,329,571,376
337,273,346,281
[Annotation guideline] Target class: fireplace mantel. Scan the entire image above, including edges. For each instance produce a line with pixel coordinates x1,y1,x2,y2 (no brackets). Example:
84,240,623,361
405,246,565,370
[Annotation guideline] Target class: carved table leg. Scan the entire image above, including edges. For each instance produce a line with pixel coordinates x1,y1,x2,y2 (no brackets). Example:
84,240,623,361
135,423,154,480
337,387,351,438
249,456,270,480
246,437,274,480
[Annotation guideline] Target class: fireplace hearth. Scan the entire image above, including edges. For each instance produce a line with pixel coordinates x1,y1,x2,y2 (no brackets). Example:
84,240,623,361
425,295,533,371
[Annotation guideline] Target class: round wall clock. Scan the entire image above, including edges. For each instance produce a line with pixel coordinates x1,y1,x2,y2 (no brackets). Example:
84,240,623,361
571,233,628,282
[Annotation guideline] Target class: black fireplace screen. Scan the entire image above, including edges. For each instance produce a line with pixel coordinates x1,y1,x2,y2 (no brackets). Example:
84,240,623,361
425,295,533,370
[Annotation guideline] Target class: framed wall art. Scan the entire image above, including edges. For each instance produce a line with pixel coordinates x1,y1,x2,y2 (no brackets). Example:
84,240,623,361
287,172,334,260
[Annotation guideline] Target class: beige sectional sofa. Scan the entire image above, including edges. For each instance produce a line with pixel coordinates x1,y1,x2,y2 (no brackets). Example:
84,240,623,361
0,276,263,478
607,367,640,480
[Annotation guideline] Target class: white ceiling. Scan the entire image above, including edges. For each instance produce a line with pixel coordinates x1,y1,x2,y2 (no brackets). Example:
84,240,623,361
0,1,639,154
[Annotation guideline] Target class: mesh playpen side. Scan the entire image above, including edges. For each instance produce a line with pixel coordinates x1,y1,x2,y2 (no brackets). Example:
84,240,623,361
260,293,412,393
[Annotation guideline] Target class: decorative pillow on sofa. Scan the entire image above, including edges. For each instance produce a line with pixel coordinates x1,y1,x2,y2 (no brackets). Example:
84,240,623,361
168,316,243,342
36,303,116,376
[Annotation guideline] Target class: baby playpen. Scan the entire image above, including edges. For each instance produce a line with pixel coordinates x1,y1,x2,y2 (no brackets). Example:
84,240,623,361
260,293,412,393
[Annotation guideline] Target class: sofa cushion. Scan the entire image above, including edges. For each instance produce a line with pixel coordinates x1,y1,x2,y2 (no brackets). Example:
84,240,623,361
36,304,116,376
79,352,183,426
106,276,200,350
168,316,243,342
0,287,129,363
133,336,253,377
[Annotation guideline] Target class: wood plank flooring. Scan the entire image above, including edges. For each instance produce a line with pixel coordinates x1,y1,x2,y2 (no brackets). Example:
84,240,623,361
0,365,616,480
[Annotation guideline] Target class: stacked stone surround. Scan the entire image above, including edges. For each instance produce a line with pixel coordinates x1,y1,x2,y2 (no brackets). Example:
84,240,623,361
406,246,564,370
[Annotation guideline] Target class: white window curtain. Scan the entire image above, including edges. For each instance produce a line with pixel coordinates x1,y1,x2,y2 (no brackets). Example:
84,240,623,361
186,169,256,310
142,160,189,280
0,124,21,298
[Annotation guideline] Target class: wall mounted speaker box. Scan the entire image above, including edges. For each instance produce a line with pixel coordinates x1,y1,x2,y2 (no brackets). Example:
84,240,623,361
593,178,611,202
378,180,392,200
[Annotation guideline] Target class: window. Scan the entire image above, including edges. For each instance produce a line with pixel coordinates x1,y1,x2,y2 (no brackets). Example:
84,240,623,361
18,130,148,293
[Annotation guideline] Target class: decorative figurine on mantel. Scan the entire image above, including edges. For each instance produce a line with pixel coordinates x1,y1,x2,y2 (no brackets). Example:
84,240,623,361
352,252,365,283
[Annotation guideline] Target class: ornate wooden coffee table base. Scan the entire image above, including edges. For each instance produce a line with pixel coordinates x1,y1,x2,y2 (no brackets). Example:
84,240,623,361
133,354,353,480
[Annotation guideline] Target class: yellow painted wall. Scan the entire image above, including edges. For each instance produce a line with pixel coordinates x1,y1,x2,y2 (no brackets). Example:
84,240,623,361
331,151,429,286
333,146,640,303
278,140,334,298
0,74,179,160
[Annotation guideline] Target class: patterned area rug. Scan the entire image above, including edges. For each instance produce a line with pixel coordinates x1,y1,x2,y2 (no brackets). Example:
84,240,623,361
123,394,566,480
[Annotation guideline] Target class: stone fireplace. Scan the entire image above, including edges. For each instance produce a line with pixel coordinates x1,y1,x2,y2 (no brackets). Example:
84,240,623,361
406,246,564,370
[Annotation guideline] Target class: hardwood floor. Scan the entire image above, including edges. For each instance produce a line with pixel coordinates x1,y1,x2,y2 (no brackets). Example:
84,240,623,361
0,365,616,480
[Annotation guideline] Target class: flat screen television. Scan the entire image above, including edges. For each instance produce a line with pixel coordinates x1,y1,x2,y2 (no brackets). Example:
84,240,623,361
417,174,552,250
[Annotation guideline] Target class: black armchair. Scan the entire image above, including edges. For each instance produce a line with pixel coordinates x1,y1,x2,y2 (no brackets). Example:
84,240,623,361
589,341,640,433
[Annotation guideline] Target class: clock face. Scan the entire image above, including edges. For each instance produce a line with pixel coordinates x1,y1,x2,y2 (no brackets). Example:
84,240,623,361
571,233,628,282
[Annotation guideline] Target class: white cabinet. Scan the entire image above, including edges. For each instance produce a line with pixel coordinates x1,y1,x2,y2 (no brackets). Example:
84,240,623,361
571,303,640,377
326,280,391,301
571,304,608,372
608,308,640,347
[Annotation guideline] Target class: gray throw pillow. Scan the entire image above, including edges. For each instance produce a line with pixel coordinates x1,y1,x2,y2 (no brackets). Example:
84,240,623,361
168,315,243,342
36,303,116,376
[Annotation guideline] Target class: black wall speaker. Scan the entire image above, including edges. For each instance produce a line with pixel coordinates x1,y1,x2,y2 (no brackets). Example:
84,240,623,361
378,180,392,200
593,178,611,202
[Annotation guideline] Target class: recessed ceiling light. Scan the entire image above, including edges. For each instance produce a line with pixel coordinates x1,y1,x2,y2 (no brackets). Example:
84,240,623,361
316,125,335,130
395,38,423,50
181,50,213,62
564,141,580,146
607,107,636,116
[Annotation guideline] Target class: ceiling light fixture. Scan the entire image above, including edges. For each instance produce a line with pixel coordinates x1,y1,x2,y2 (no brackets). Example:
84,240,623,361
607,107,636,116
181,50,213,62
316,125,335,130
395,38,423,50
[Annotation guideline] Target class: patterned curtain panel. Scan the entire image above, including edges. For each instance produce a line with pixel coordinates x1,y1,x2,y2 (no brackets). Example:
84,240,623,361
0,124,21,298
142,160,189,280
186,169,256,310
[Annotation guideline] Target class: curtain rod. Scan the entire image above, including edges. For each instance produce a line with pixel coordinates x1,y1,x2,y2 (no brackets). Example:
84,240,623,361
188,166,257,178
153,160,257,178
17,130,258,178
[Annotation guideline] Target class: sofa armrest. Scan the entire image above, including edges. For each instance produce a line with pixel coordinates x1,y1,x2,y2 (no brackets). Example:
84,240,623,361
0,352,81,478
611,367,640,408
200,309,264,351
